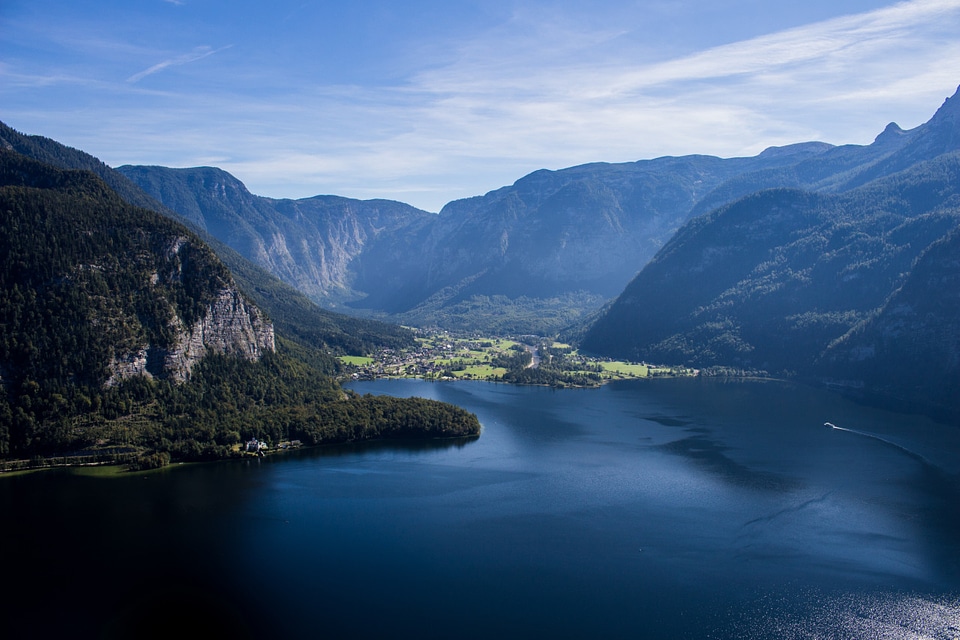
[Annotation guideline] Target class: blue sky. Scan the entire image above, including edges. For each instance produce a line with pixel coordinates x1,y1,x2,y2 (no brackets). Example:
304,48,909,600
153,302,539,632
2,0,959,212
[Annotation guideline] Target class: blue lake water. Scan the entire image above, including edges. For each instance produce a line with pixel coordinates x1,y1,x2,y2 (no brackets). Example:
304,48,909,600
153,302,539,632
4,378,960,638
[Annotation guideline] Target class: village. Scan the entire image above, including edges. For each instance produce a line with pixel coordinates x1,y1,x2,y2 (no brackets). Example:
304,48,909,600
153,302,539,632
338,330,697,385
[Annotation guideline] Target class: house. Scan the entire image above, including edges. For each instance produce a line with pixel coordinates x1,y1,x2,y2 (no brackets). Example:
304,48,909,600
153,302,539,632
245,438,267,453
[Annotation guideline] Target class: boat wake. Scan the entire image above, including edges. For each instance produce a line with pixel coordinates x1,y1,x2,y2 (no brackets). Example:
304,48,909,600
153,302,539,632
824,422,935,469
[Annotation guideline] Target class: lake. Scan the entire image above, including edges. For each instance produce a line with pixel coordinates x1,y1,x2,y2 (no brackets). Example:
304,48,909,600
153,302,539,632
4,378,960,639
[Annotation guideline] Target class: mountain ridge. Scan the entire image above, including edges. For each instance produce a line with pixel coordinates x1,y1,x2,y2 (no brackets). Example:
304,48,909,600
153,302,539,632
4,87,959,422
121,140,858,333
116,89,960,335
117,164,434,305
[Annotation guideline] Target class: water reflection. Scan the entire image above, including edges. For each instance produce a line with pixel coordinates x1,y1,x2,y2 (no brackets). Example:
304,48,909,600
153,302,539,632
655,433,800,492
274,433,478,460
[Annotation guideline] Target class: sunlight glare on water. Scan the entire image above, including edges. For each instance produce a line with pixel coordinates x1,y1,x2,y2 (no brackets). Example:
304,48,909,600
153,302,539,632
720,590,960,640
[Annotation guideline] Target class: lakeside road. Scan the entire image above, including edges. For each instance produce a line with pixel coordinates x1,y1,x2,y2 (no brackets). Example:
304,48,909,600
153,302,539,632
525,345,540,369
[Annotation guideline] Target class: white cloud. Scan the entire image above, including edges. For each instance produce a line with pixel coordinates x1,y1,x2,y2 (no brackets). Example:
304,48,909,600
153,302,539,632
127,45,232,83
605,0,960,99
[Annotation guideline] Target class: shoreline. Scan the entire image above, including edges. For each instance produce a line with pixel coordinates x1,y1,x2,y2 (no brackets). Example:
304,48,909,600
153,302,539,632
0,429,482,477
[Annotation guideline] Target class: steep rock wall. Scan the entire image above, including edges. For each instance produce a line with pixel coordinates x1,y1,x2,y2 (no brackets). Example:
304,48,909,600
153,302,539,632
108,287,274,385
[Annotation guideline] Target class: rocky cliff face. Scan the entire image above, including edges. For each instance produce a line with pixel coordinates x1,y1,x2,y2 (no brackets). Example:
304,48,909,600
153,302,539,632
105,234,275,385
116,165,434,304
107,286,275,385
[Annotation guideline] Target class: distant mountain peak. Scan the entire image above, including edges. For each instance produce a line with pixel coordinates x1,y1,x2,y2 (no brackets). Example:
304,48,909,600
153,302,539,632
930,84,960,126
894,84,960,156
939,84,960,109
873,122,906,145
867,87,960,148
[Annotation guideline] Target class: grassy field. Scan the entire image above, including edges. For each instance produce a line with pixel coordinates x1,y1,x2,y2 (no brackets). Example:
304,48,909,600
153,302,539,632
453,365,509,378
599,361,650,377
339,355,375,366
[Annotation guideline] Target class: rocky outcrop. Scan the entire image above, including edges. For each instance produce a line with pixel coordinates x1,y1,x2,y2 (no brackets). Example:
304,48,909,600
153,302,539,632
107,287,274,385
104,232,275,386
0,147,278,395
161,287,275,381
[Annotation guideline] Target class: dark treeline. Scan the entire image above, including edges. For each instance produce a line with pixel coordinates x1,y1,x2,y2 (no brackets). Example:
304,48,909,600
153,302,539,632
0,347,479,466
495,342,604,387
501,367,602,387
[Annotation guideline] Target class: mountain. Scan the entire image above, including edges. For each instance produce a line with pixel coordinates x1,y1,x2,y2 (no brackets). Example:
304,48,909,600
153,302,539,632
0,149,480,466
0,121,416,357
122,143,852,333
119,91,960,336
687,89,960,219
0,121,172,213
581,89,960,420
116,165,434,304
581,157,960,366
354,154,828,308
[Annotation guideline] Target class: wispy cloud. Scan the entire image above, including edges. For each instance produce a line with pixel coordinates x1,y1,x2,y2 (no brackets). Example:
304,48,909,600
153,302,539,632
322,0,960,207
603,0,960,94
412,0,960,104
126,45,232,83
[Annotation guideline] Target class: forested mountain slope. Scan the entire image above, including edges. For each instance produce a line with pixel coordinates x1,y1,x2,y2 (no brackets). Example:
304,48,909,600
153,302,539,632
0,151,479,466
580,152,960,419
821,225,960,419
0,149,274,387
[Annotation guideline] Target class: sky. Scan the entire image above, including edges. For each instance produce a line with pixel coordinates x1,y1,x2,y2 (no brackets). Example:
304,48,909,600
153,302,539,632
2,0,960,212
